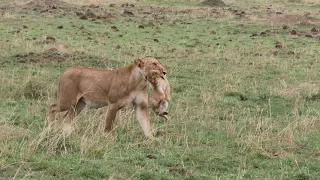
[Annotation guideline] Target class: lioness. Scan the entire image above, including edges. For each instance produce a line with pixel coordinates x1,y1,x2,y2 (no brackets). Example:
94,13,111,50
147,70,171,121
47,57,166,138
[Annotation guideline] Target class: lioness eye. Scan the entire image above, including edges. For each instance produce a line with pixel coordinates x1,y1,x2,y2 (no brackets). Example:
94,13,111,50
153,63,157,66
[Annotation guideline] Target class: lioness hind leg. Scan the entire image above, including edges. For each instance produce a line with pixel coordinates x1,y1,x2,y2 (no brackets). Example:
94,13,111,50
64,99,86,123
104,104,119,134
62,99,86,134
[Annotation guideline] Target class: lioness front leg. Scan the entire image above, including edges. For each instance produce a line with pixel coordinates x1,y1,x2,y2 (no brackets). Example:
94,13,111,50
104,104,119,133
134,91,153,138
135,102,153,138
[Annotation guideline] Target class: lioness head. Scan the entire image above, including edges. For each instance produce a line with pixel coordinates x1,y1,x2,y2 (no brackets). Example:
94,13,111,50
134,57,166,78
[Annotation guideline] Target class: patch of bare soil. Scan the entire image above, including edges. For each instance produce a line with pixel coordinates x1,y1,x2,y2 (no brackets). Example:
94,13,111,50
75,9,116,21
0,0,78,16
246,6,320,26
200,0,226,7
14,51,70,64
13,51,114,67
168,167,194,177
23,0,70,9
270,14,319,26
250,26,320,40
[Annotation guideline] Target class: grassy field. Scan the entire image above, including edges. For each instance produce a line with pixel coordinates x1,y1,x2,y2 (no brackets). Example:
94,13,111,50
1,0,320,179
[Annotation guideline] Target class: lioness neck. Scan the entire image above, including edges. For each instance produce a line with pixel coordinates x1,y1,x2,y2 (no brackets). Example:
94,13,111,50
117,64,148,89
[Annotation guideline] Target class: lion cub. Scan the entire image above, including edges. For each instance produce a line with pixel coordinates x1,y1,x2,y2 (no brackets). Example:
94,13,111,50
147,70,171,121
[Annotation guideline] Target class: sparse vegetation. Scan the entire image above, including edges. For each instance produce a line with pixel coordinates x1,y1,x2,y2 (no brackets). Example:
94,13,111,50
1,0,320,179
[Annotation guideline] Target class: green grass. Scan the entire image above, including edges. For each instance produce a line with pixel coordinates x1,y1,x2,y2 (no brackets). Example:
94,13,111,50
1,0,320,179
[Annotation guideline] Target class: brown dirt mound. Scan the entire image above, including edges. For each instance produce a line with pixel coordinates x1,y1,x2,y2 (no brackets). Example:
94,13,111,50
200,0,225,6
12,51,115,67
14,51,70,63
23,0,70,8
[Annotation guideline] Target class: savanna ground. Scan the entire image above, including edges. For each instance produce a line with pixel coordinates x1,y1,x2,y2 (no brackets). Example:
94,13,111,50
0,0,320,179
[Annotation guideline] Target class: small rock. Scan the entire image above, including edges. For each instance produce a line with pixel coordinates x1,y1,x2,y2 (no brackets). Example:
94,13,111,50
46,36,56,42
123,10,134,16
305,34,313,38
260,32,267,36
138,25,144,29
76,12,83,16
85,11,97,18
275,41,282,48
311,27,317,33
273,51,278,56
79,15,88,20
57,26,63,29
146,154,156,159
291,30,297,35
22,25,28,29
154,39,159,42
283,25,289,29
109,4,116,7
121,3,129,7
210,30,216,34
40,9,48,13
288,51,295,55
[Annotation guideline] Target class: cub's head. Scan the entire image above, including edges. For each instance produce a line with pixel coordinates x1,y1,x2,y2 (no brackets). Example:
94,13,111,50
147,70,164,87
150,98,169,121
134,57,166,78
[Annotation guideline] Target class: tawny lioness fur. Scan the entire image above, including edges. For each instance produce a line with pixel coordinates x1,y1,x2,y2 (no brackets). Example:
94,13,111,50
147,70,171,121
47,57,166,138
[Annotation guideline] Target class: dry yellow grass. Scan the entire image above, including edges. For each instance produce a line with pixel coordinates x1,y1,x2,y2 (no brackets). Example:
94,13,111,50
0,124,29,140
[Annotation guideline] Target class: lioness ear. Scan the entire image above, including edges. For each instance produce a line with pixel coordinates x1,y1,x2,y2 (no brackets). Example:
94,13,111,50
134,58,144,67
